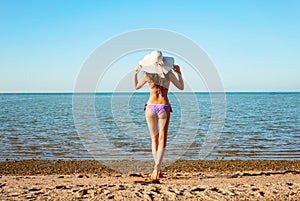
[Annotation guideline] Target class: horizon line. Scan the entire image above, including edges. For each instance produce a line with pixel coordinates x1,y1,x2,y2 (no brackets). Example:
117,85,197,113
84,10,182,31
0,91,299,94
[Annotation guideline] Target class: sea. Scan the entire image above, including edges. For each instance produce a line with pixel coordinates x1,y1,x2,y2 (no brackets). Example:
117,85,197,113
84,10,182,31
0,92,299,161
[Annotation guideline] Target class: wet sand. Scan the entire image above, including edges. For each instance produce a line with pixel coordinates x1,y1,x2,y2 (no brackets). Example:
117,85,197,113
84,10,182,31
0,160,300,200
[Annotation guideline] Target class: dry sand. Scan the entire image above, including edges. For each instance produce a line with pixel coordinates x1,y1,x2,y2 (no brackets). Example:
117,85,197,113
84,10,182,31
0,160,299,200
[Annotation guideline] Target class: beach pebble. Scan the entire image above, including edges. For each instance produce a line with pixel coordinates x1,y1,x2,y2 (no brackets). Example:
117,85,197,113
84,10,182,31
28,187,40,192
8,192,21,197
174,188,184,195
114,174,122,177
150,187,161,194
55,185,67,189
227,190,236,196
135,192,142,198
76,174,89,178
117,185,126,190
129,173,142,177
25,195,35,199
210,187,221,193
78,189,88,196
191,186,206,192
102,189,111,195
145,193,155,201
252,187,259,191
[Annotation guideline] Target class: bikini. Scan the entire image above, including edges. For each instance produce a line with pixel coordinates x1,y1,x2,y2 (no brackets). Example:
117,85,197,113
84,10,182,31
144,86,173,116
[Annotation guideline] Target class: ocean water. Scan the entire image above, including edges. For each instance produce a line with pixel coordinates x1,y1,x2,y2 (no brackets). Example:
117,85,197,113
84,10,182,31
0,92,299,161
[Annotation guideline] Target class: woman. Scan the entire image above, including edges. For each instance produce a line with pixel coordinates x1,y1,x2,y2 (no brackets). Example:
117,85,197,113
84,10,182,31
134,50,184,179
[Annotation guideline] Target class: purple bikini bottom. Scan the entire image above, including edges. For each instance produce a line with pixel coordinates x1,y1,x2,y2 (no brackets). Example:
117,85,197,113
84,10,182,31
144,104,173,116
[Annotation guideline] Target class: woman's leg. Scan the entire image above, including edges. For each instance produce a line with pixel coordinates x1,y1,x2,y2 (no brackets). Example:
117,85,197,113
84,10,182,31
145,107,159,168
154,110,170,177
145,106,170,179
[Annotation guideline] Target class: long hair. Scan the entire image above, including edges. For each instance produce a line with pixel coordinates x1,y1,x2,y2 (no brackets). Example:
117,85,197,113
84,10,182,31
146,72,170,87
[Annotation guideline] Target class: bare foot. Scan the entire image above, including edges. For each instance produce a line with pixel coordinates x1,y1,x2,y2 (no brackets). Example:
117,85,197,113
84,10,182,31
150,170,164,180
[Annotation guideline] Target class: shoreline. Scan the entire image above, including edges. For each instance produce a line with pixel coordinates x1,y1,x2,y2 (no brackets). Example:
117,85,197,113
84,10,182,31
1,159,300,175
1,160,299,200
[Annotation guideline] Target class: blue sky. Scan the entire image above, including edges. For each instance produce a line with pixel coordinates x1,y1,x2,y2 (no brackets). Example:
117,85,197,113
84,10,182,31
0,0,299,92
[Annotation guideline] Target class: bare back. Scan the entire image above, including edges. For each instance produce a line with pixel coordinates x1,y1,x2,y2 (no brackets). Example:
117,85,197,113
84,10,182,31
145,72,171,104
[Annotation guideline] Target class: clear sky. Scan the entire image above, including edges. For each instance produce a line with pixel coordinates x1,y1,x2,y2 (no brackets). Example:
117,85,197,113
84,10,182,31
1,0,299,92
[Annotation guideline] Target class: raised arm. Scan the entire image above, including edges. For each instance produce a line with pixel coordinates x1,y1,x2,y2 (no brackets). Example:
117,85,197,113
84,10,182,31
134,65,148,90
169,65,184,90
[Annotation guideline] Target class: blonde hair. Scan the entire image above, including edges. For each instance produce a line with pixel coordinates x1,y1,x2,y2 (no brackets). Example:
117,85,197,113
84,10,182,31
146,72,170,87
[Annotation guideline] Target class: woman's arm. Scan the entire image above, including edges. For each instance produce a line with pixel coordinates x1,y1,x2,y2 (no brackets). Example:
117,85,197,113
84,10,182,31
169,65,184,90
134,65,148,90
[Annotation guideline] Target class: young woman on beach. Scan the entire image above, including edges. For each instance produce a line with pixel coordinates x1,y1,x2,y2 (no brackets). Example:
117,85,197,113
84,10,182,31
134,50,184,179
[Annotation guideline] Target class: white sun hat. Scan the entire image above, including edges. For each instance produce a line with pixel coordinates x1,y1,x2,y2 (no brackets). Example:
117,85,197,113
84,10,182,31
138,50,174,78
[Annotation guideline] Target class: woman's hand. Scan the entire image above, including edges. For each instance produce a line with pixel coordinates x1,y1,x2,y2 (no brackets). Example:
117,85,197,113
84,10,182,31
135,65,142,74
173,64,181,75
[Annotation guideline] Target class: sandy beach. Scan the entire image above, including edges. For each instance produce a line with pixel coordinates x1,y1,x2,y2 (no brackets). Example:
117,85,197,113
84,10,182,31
0,160,299,200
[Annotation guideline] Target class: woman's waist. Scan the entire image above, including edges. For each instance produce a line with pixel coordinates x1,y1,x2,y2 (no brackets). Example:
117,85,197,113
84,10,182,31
147,97,169,105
